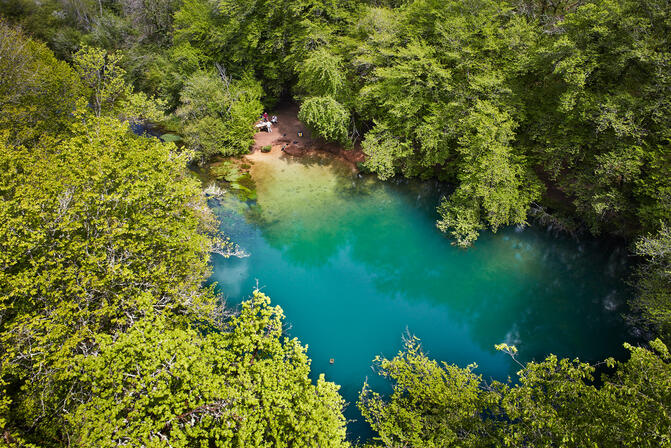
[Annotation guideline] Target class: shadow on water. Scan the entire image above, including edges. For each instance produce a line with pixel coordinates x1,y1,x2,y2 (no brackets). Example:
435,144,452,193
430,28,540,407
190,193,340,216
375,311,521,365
206,152,635,442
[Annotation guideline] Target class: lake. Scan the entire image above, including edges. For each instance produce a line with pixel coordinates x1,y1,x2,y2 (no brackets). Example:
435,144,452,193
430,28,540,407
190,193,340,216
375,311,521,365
207,151,631,441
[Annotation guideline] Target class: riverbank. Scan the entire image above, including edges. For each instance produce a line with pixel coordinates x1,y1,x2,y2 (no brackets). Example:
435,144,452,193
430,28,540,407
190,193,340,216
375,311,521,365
249,104,365,169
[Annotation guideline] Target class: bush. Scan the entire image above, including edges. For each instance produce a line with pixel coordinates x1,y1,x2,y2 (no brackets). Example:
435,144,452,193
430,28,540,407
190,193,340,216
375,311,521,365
177,71,263,161
261,145,272,153
298,96,349,143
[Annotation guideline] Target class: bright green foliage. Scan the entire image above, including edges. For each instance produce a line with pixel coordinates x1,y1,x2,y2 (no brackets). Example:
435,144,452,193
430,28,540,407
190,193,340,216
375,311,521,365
497,340,671,447
600,339,671,447
631,225,671,345
0,21,82,146
361,123,413,180
141,42,211,109
0,118,215,444
298,96,350,143
360,337,671,448
73,45,165,121
437,101,542,247
0,117,349,445
497,354,605,447
71,291,349,447
2,0,671,445
3,0,669,245
359,337,496,448
297,48,347,98
340,0,670,246
176,70,263,161
0,25,349,445
73,45,132,116
296,47,352,143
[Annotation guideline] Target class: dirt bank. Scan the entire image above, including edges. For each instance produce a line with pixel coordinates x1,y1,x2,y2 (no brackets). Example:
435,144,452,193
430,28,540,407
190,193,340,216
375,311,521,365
249,103,365,169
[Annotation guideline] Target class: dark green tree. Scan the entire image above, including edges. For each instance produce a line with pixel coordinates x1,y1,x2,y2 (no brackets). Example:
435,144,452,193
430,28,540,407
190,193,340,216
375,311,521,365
520,0,671,235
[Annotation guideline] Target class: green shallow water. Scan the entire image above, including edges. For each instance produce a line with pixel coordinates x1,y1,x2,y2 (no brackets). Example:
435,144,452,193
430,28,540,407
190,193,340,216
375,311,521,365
208,153,632,441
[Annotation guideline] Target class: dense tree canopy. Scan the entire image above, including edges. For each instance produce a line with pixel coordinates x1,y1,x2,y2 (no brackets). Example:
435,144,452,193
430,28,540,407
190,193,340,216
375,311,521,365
519,0,671,236
0,117,212,444
360,337,671,448
5,0,668,242
176,69,263,160
71,292,348,447
0,21,81,145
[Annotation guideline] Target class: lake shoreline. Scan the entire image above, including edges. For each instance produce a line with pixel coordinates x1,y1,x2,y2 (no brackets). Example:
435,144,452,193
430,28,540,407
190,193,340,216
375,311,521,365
249,103,365,171
209,147,636,442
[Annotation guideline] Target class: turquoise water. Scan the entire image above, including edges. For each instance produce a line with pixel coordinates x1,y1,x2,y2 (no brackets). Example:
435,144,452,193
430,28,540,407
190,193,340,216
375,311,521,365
208,152,631,441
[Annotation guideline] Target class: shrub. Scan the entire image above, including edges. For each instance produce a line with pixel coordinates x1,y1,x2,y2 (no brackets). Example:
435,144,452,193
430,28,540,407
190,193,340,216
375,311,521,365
298,96,349,143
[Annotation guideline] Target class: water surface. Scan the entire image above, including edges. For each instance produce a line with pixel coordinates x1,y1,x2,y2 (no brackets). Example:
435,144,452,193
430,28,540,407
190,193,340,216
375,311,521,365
208,152,631,440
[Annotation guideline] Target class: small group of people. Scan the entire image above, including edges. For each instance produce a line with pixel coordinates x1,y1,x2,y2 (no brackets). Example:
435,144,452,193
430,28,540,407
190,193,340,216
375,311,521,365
261,112,278,124
256,112,278,132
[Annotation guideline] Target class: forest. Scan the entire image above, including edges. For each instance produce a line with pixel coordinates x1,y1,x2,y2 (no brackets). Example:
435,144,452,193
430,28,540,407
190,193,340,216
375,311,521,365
0,0,669,446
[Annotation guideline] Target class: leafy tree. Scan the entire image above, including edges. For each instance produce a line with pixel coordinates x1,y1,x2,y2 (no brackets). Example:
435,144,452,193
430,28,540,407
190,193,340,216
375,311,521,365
358,336,497,448
513,0,587,26
139,42,211,109
173,0,356,102
176,70,263,160
361,123,413,181
0,115,347,447
73,45,165,121
298,96,350,144
360,337,671,448
0,21,82,146
296,47,347,98
0,118,215,444
294,46,354,144
71,291,349,447
631,224,671,345
497,340,671,447
343,0,539,245
520,0,671,235
118,0,181,44
437,101,542,247
2,0,671,445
